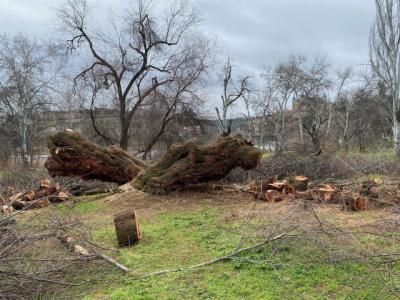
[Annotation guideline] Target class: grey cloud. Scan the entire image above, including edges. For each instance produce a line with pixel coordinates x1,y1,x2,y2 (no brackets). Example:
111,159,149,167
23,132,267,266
0,0,377,111
201,0,375,73
1,0,376,69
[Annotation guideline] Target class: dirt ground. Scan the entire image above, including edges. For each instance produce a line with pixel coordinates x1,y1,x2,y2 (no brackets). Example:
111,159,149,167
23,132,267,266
84,185,400,232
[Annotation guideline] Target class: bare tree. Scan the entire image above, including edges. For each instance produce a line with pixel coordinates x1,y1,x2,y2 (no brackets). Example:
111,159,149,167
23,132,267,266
276,55,306,146
139,39,211,159
58,0,203,150
265,56,303,153
331,68,353,150
242,92,255,139
261,55,331,153
215,58,250,136
254,68,276,151
370,0,400,154
0,34,61,167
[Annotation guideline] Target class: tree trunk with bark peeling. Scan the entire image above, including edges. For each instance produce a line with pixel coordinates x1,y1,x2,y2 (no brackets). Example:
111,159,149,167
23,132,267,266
45,130,147,184
45,131,263,193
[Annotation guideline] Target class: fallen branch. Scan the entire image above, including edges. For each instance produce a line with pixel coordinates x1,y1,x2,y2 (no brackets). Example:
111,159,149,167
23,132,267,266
140,227,297,278
57,235,130,273
97,253,130,273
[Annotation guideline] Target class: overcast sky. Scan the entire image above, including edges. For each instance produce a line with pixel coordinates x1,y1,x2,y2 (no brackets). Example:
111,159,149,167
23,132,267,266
0,0,376,112
0,0,376,68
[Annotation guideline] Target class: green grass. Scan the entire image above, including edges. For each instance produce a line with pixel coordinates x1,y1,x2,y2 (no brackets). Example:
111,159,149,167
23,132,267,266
56,194,109,214
68,206,400,300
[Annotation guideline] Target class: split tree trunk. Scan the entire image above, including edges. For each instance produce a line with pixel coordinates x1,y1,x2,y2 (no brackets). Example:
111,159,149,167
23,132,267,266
45,130,147,184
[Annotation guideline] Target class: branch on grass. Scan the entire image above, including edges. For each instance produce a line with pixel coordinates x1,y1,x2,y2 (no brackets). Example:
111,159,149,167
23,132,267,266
56,235,130,273
140,227,297,278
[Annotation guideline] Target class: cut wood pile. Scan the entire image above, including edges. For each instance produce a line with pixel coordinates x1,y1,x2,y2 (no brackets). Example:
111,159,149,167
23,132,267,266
248,176,399,211
1,180,69,213
1,179,119,214
45,130,263,193
59,179,119,196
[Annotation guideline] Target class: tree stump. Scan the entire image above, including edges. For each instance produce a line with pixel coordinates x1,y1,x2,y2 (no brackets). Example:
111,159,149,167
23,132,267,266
292,176,309,191
316,184,336,202
114,210,142,247
341,192,368,211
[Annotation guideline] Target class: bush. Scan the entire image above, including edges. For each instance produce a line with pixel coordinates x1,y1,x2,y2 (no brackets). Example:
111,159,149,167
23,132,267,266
221,152,400,184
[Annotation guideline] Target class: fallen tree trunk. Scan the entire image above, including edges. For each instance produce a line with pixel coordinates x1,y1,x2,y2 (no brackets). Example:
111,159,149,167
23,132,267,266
45,130,147,184
45,131,262,193
132,134,263,193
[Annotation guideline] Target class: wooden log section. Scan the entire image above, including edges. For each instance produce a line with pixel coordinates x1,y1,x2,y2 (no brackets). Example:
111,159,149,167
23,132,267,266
114,210,142,247
292,176,309,191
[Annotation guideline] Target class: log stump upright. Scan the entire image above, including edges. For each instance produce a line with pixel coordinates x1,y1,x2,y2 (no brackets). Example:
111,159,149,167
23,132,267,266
292,176,309,191
114,210,142,247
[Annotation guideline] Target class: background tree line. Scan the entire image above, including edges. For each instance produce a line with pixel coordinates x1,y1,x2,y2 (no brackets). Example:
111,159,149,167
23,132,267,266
0,0,398,168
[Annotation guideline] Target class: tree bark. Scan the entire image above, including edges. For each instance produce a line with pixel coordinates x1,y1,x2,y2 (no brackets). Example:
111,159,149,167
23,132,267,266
45,131,262,193
292,176,309,191
133,134,263,193
45,130,147,184
114,210,141,247
394,115,400,155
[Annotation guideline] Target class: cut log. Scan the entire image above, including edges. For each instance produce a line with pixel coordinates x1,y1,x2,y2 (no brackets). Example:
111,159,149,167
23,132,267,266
11,200,26,210
254,192,268,201
295,190,314,200
341,192,368,211
9,192,24,203
67,181,119,196
292,176,309,191
353,196,368,211
249,176,277,193
114,210,142,247
40,179,51,189
133,134,263,193
316,185,336,202
1,205,14,215
267,180,288,191
22,191,35,202
45,130,147,184
33,183,59,201
284,185,296,195
29,199,50,209
266,190,283,202
49,191,69,203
